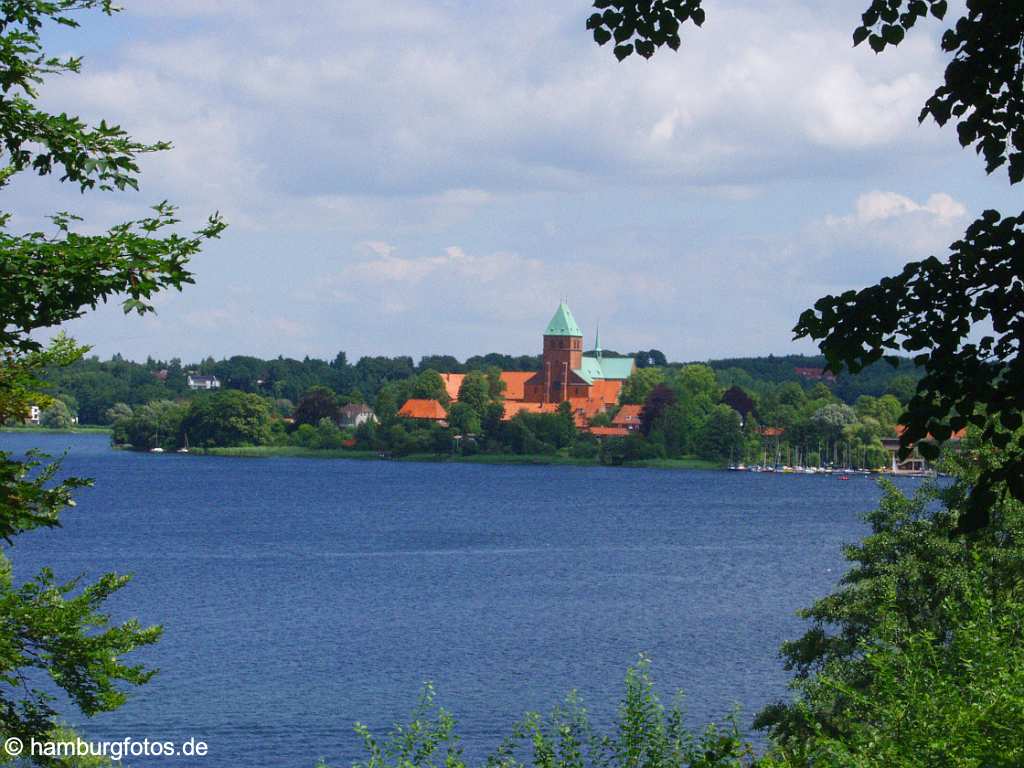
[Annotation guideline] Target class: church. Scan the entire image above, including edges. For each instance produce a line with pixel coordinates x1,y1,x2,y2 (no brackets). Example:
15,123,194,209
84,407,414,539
434,302,635,428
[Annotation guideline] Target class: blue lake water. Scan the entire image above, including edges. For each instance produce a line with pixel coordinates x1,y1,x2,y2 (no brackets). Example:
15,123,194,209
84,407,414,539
0,432,923,767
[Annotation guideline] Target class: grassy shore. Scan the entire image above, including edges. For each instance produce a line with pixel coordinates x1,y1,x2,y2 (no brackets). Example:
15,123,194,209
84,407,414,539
191,446,380,460
189,445,722,470
625,457,721,470
1,424,111,434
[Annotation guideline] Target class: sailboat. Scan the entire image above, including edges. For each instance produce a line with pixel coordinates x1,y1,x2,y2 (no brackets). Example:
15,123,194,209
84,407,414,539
177,433,190,454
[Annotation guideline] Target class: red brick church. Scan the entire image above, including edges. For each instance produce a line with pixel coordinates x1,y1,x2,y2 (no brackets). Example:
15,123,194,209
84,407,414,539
416,302,635,428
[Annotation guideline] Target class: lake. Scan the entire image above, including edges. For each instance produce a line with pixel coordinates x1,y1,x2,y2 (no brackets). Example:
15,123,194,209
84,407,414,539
0,432,923,767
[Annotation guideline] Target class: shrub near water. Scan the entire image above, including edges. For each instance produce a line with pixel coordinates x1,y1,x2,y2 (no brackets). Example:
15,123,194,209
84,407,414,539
318,658,752,768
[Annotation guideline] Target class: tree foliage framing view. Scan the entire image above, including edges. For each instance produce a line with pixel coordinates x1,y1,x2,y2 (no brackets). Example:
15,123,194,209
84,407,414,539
0,0,224,758
588,0,1024,533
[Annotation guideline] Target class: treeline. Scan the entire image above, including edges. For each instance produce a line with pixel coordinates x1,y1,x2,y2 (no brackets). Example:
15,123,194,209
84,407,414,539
97,361,910,470
38,352,542,425
707,353,920,403
103,369,589,459
23,349,922,467
37,349,918,427
611,366,905,467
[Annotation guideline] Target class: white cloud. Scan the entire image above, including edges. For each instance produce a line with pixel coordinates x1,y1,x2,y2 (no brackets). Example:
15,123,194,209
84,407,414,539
835,190,967,224
792,189,971,294
821,190,968,253
35,1,952,228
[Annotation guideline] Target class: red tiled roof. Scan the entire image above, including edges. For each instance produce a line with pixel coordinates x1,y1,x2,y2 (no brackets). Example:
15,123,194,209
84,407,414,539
500,372,534,401
441,371,536,402
398,398,448,420
590,378,623,404
612,404,643,427
502,401,560,421
590,426,630,438
759,426,786,437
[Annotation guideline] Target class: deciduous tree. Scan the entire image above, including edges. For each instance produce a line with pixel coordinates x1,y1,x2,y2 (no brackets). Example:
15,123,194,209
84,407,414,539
182,391,271,447
293,386,340,428
39,399,73,429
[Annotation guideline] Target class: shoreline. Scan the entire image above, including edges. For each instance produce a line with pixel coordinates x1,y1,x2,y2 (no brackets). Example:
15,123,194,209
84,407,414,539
188,445,721,471
1,425,112,434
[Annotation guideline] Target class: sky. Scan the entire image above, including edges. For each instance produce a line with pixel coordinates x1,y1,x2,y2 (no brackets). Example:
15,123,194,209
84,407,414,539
26,0,1014,364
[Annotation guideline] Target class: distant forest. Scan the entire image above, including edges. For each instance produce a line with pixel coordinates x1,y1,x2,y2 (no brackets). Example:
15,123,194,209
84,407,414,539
40,348,920,426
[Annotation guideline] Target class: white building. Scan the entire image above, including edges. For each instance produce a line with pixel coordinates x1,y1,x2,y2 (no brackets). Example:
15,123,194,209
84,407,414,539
187,374,221,391
339,403,376,428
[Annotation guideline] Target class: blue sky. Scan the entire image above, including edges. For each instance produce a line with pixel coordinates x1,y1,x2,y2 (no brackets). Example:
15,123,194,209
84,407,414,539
28,0,1013,363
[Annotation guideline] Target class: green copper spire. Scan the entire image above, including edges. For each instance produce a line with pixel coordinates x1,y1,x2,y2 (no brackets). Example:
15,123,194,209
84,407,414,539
594,320,602,360
544,301,583,337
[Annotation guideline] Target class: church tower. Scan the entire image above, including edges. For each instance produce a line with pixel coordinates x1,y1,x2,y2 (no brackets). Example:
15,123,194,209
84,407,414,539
542,302,583,403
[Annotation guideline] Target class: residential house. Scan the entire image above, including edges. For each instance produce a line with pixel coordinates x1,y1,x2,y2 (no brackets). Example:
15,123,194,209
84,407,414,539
611,404,643,431
187,374,221,390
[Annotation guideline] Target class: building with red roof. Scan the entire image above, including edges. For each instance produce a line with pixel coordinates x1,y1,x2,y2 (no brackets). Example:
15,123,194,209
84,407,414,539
611,404,643,431
431,303,634,432
397,398,448,422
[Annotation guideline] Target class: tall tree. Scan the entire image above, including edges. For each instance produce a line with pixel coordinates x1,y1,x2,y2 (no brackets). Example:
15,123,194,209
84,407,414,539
0,1,223,756
293,386,341,428
456,371,490,416
640,383,677,436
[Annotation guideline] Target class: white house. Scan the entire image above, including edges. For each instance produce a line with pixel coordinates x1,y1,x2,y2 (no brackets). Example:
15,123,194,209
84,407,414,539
187,374,221,391
339,403,376,428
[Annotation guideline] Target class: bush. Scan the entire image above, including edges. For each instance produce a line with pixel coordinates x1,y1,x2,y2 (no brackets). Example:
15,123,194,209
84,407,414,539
291,423,318,449
321,658,752,768
315,417,344,449
570,437,599,459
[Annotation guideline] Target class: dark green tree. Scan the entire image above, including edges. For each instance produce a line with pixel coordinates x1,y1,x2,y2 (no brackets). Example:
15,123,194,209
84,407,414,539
447,402,481,437
696,404,743,461
456,371,490,416
181,391,271,447
111,399,187,450
411,369,449,403
639,383,677,436
293,385,340,428
756,441,1024,757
